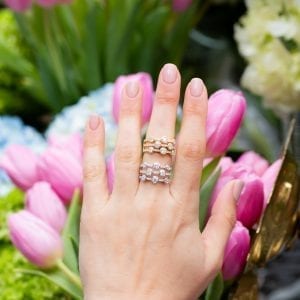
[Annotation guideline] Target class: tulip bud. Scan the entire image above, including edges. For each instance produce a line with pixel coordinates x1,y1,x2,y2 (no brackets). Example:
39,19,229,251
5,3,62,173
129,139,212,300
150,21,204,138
224,163,264,228
261,159,282,208
36,0,57,7
222,221,250,280
206,89,246,157
47,133,83,162
4,0,32,12
113,73,154,125
237,151,269,176
106,152,115,193
0,145,40,190
38,147,82,204
8,210,63,268
25,182,67,232
172,0,193,12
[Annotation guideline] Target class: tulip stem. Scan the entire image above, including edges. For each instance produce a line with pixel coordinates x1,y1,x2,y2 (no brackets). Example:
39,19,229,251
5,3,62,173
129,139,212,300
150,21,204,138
57,260,82,288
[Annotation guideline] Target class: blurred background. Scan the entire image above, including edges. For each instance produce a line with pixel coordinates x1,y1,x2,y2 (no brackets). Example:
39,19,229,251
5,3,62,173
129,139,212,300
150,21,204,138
0,0,299,299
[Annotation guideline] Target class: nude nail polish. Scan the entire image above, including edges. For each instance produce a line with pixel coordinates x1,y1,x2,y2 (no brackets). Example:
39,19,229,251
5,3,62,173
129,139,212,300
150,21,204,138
162,64,177,84
89,115,100,130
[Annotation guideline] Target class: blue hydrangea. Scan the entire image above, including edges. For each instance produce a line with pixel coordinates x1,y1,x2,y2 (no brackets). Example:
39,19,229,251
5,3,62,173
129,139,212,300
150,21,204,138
0,116,45,197
47,84,118,155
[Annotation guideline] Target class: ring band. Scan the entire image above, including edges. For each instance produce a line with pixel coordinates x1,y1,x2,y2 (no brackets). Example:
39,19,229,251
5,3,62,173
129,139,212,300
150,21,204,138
143,136,176,156
139,162,172,184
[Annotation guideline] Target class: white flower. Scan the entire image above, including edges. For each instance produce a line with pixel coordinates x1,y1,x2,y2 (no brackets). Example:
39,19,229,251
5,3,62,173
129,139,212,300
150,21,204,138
47,84,118,155
235,0,300,112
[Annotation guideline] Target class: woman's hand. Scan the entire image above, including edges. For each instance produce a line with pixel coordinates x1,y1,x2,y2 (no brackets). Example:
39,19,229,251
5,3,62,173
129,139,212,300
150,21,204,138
79,64,243,300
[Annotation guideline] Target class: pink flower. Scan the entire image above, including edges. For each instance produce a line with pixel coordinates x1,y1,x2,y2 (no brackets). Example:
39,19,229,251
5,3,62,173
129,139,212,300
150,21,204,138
261,159,282,208
36,0,58,7
37,147,82,204
8,210,63,268
47,133,83,162
172,0,193,11
4,0,32,12
0,145,40,190
113,73,154,125
222,221,250,280
224,164,264,228
25,182,67,232
206,89,246,157
106,152,115,193
237,151,269,176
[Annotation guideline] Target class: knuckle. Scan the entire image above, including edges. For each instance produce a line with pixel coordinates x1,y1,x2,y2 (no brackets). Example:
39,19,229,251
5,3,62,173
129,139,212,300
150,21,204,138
184,101,203,115
180,141,205,161
115,144,139,163
83,161,103,181
223,211,236,230
120,101,139,117
155,91,178,105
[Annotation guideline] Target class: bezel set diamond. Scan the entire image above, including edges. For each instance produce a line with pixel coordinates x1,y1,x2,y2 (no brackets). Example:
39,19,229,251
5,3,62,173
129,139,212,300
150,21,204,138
143,136,176,156
139,162,172,184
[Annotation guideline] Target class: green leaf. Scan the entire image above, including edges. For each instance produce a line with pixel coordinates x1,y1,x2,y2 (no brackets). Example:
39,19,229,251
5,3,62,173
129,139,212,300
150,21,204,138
19,268,83,300
62,190,81,274
200,157,221,186
204,273,224,300
199,169,220,232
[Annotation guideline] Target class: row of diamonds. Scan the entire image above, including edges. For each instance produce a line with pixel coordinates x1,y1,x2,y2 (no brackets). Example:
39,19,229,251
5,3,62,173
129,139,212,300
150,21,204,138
143,146,176,156
140,162,172,171
144,136,175,144
140,168,171,177
139,175,170,184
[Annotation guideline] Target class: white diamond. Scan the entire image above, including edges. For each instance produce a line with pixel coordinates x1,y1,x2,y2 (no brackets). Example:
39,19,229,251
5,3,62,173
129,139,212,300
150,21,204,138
165,165,171,171
153,162,160,169
154,141,161,149
164,178,170,184
159,169,166,177
148,146,154,153
140,175,146,181
161,136,167,143
152,176,159,184
160,147,167,155
146,168,152,176
167,143,173,150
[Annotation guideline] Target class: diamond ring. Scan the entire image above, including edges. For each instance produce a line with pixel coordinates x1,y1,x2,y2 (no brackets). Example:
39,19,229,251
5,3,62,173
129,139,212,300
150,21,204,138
139,162,172,184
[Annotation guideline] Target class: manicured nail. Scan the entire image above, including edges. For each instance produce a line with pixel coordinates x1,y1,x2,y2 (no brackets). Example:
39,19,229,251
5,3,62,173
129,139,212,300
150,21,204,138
232,180,244,202
162,64,177,84
190,78,203,97
125,81,139,98
89,115,100,130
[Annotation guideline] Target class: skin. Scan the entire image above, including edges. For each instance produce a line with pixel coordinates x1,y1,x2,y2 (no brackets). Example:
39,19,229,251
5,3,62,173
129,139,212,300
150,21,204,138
79,64,242,300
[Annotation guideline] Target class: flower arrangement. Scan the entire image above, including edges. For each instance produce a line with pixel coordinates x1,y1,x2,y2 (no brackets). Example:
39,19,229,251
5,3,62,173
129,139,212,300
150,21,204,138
0,71,284,299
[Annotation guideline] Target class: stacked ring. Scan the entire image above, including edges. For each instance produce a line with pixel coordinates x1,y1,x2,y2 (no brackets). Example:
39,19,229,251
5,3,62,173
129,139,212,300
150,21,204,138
139,162,172,184
143,136,176,156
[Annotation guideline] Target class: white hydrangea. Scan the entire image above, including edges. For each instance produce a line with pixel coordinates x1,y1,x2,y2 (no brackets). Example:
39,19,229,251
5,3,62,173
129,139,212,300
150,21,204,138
234,0,300,112
47,84,118,155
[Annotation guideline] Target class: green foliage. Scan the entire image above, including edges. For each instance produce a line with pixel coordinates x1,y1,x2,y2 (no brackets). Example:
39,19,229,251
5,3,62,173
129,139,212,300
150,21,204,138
0,190,68,300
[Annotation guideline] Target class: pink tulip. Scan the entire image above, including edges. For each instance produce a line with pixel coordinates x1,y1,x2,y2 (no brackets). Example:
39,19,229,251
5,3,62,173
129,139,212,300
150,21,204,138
224,163,264,228
237,151,269,176
8,210,63,268
25,182,67,232
261,159,282,208
172,0,193,11
222,221,250,280
48,133,83,161
0,145,40,190
206,89,246,157
4,0,32,11
36,0,58,7
106,152,115,193
113,72,154,125
38,147,82,204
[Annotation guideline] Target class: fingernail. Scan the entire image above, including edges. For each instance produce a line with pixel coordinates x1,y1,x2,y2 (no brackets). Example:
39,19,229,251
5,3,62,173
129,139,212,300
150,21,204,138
190,78,203,97
232,180,244,202
89,115,100,130
125,81,139,98
162,64,177,84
